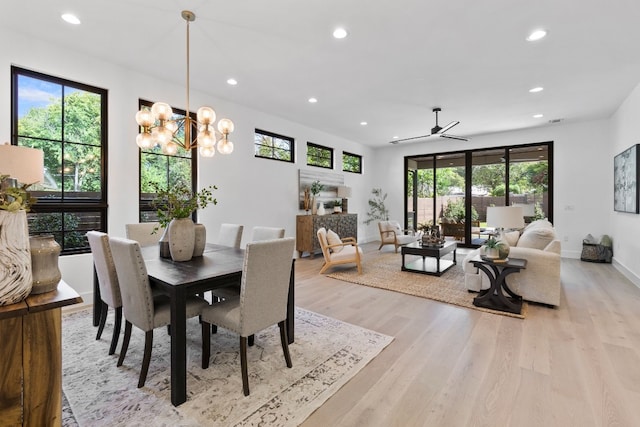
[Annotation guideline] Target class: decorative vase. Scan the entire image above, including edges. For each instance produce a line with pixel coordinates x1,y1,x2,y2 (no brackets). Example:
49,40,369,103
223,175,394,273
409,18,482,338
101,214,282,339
484,247,499,259
29,235,62,294
168,218,195,262
317,202,326,216
192,223,206,257
496,231,510,259
0,210,33,306
159,227,171,259
311,196,317,215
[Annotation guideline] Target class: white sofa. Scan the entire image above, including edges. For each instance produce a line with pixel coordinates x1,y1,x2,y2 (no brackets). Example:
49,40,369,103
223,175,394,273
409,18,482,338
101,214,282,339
462,219,562,307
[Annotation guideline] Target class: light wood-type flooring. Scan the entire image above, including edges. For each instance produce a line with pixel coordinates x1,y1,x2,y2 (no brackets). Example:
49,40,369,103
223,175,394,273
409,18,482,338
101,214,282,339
297,242,640,427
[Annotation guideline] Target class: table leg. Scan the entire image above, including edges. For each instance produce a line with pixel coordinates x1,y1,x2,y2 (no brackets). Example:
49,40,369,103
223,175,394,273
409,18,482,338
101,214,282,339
473,264,522,314
169,288,188,406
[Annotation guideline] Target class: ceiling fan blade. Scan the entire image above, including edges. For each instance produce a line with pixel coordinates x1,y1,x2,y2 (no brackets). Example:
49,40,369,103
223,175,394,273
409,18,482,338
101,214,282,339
389,134,433,144
440,134,468,141
437,121,459,134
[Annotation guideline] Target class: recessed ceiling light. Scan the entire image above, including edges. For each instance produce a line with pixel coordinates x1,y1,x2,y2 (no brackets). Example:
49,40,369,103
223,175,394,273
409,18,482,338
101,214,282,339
393,136,399,139
533,114,544,118
333,28,348,39
529,86,544,93
360,121,367,126
308,97,318,103
226,78,238,86
61,13,81,25
526,29,547,41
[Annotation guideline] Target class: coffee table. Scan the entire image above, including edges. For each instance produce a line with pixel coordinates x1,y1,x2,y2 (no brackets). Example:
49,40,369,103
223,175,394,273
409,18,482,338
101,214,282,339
401,241,457,276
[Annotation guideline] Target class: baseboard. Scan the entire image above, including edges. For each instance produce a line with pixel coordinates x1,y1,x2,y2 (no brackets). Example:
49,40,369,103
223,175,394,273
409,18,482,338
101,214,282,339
612,258,640,289
561,249,581,259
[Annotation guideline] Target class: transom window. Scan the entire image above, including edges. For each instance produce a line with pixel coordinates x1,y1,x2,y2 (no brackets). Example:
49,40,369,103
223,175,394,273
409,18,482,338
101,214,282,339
343,151,362,174
254,129,294,163
11,66,108,255
306,142,333,169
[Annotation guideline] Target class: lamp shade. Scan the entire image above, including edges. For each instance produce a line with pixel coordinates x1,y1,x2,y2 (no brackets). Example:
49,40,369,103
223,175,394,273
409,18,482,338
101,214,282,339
512,203,535,217
486,206,525,229
337,186,352,198
0,144,44,184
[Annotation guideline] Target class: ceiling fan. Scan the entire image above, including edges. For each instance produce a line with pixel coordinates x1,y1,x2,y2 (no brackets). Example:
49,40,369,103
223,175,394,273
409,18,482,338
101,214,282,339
389,107,468,144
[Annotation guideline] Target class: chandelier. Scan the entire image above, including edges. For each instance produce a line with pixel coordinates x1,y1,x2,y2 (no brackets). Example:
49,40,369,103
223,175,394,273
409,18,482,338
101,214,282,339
135,10,234,157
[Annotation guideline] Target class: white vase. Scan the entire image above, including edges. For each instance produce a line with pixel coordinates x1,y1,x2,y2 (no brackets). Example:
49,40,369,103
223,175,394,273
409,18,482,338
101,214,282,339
0,210,33,306
192,223,206,257
168,218,195,262
317,202,326,216
29,235,61,294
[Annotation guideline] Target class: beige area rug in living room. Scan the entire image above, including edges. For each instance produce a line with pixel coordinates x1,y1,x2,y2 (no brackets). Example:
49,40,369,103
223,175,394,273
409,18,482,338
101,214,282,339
61,307,393,426
326,251,526,319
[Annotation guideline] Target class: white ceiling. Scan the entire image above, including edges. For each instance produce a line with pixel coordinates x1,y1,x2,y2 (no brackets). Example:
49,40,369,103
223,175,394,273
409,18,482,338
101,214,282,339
5,0,640,147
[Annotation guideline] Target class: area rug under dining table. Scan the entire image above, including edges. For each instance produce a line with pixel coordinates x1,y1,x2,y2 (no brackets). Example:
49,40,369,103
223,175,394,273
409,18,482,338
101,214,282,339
61,307,393,426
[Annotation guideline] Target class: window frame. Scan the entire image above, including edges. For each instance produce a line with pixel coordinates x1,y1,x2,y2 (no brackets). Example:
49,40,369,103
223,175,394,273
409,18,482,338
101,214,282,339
11,66,108,255
254,128,295,163
343,151,363,174
306,142,334,169
137,99,198,223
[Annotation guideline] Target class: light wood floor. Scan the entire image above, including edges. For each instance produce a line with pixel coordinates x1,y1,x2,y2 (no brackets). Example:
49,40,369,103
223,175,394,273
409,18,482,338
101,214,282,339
297,242,640,427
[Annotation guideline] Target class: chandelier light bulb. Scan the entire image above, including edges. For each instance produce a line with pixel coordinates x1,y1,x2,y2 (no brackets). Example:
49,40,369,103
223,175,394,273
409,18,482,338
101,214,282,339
162,141,179,155
151,102,173,121
152,126,173,146
136,132,154,149
165,120,179,133
135,110,154,127
197,130,216,148
217,139,234,154
197,107,216,124
199,146,216,157
217,118,235,134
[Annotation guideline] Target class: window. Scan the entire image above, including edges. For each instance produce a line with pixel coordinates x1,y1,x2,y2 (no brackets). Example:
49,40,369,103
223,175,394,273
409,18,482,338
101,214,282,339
12,66,107,255
138,100,196,223
306,142,333,169
254,129,294,162
343,151,362,174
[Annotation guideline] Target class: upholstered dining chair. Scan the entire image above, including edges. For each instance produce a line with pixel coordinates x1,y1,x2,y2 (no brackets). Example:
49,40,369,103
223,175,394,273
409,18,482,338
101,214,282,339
216,223,244,248
86,231,123,356
200,237,296,396
378,220,419,252
316,227,363,274
125,222,163,247
109,236,209,388
251,226,285,242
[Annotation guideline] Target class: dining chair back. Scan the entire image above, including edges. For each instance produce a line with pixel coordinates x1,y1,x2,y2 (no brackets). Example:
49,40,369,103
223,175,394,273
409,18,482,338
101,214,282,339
125,222,163,247
87,231,123,356
201,237,295,395
216,223,244,248
251,226,285,241
109,236,208,388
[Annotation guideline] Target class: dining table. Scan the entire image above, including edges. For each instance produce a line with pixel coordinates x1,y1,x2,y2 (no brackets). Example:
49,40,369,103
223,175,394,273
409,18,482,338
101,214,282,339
93,242,295,406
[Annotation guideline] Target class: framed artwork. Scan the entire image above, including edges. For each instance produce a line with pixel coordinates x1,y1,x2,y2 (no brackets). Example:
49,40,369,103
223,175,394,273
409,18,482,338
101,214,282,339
614,144,640,213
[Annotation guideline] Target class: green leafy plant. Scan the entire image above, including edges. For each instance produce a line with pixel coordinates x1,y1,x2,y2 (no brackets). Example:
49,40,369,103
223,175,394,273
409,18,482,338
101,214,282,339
150,181,218,230
484,236,503,249
364,188,389,225
0,175,37,212
310,180,324,196
333,199,342,207
441,199,478,223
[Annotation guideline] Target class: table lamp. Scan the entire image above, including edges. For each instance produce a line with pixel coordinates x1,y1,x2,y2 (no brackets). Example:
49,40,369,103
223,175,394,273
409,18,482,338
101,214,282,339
337,186,351,214
486,206,524,259
0,143,44,189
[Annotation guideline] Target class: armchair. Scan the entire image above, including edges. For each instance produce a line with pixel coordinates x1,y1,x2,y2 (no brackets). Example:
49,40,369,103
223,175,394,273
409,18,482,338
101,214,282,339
378,220,419,252
317,227,362,274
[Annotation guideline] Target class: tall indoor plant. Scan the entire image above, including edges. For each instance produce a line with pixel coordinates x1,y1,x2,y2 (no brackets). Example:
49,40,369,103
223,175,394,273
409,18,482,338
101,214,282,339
0,177,36,305
151,181,217,261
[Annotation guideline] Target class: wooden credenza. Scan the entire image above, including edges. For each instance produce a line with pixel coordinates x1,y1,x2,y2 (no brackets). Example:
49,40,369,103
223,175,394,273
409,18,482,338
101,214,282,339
0,281,82,427
296,213,358,258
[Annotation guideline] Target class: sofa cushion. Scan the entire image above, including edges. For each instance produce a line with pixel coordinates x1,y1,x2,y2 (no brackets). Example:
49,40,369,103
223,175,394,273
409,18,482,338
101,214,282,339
326,229,343,252
517,226,556,250
504,230,520,247
525,219,553,231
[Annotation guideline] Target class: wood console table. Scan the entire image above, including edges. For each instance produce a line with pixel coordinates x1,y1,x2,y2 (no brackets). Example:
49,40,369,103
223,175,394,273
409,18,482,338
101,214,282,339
0,281,83,426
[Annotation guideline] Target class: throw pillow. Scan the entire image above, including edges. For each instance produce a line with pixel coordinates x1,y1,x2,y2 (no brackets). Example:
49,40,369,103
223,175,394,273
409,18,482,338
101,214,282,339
326,229,343,252
517,226,556,250
504,230,520,247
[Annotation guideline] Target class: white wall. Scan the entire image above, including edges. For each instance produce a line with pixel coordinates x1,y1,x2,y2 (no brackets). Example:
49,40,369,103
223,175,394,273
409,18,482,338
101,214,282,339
610,82,640,286
368,119,613,261
0,27,373,302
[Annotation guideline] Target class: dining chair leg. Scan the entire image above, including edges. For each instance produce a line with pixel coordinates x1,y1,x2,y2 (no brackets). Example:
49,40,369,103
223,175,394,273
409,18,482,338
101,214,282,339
201,321,211,369
117,321,132,367
95,301,108,340
240,336,250,396
211,324,217,334
108,306,122,355
248,334,255,346
278,321,293,368
138,331,153,388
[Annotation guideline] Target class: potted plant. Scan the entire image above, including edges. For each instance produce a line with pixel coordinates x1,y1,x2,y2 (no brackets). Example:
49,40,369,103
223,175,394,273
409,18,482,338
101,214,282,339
150,181,217,261
333,199,342,213
310,180,324,215
364,188,389,225
483,236,503,259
